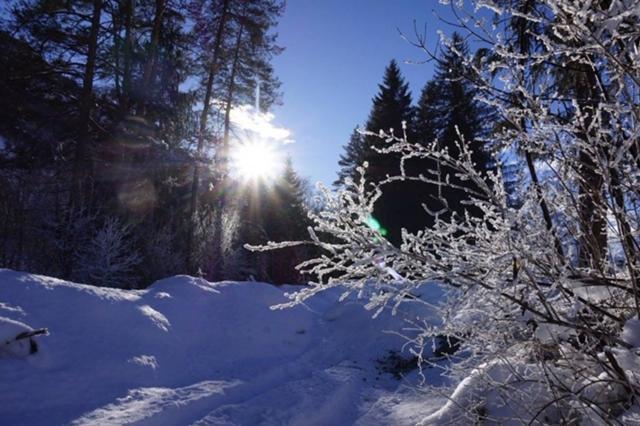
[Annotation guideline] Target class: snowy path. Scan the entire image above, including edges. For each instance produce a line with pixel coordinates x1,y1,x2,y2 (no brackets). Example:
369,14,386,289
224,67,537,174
0,270,446,425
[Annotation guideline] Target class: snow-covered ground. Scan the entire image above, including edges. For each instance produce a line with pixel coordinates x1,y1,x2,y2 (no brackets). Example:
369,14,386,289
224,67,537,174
0,269,447,425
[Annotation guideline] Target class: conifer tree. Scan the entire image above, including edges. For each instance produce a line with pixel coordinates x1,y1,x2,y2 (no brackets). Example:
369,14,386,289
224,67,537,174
415,32,492,222
188,0,284,276
360,60,415,244
362,60,414,182
334,127,365,188
412,79,442,227
238,157,311,283
414,80,439,146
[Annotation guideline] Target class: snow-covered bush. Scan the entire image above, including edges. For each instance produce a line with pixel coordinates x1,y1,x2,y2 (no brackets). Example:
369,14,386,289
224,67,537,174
74,217,141,288
249,0,640,423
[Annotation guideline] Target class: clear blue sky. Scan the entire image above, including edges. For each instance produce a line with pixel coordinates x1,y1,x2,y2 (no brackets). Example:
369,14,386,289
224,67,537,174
272,1,458,186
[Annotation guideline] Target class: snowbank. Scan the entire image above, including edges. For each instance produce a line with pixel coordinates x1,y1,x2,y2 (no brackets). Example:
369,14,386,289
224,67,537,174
0,269,445,425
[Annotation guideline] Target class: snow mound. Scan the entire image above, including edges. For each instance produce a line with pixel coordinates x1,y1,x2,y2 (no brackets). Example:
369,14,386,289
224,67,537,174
0,269,444,425
0,317,47,358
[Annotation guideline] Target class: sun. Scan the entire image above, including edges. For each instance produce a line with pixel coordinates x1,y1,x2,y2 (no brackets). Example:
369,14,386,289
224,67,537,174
230,140,281,181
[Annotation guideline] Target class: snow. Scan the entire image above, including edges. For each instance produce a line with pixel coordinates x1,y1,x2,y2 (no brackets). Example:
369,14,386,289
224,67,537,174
0,317,37,358
622,317,640,348
0,269,445,425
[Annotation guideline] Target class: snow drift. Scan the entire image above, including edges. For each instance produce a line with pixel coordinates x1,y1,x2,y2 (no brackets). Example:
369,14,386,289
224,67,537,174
0,269,445,425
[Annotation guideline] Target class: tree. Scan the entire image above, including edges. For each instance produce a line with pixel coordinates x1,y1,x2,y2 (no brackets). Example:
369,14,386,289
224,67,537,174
186,0,283,276
252,1,640,423
240,157,312,283
186,0,232,272
360,60,416,244
10,0,104,208
209,0,284,279
414,80,438,146
1,0,284,286
74,217,141,288
334,127,365,188
496,0,565,259
417,32,492,223
2,0,196,283
412,79,443,226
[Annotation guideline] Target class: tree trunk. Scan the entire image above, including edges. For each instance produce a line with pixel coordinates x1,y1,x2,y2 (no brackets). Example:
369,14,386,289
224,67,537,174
121,0,135,113
513,3,565,261
187,0,231,273
66,0,102,278
139,0,166,115
575,66,607,271
71,0,103,209
111,5,122,100
212,22,245,280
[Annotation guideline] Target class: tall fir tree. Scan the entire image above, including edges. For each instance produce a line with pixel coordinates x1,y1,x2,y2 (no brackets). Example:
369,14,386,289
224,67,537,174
362,60,414,182
334,127,365,187
415,32,492,223
359,60,416,244
414,80,439,146
238,157,311,283
412,79,442,227
210,0,284,279
187,0,284,276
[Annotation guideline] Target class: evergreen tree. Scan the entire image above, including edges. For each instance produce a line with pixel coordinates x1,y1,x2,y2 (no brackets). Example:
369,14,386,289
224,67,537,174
435,34,488,166
416,32,492,222
414,80,439,146
412,79,442,227
334,127,365,187
238,157,312,283
187,0,284,275
362,60,414,183
209,0,284,279
360,60,416,244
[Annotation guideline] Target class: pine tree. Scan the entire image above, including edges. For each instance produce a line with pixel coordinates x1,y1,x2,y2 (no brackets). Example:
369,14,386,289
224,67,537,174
334,127,365,187
3,0,197,282
414,80,439,146
208,0,284,279
186,0,232,272
11,0,104,208
360,60,416,244
238,157,311,283
416,32,492,222
435,34,487,163
187,0,284,275
362,60,414,183
412,79,442,226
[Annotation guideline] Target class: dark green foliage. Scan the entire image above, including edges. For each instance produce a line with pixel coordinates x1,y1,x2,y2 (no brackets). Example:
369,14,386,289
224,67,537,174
414,80,439,146
238,158,313,284
361,60,419,245
334,127,365,188
415,32,492,223
434,34,489,169
361,60,414,184
0,1,302,287
335,36,494,246
0,31,79,169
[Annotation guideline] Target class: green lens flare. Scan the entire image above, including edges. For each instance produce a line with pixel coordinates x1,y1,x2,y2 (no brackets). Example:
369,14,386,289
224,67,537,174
366,216,381,231
366,216,387,236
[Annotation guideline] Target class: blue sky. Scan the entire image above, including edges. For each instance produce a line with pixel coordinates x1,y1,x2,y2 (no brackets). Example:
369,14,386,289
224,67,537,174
271,1,458,186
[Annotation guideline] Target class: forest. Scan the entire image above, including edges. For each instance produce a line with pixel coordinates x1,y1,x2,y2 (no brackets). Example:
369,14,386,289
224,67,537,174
0,0,311,287
2,0,640,424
